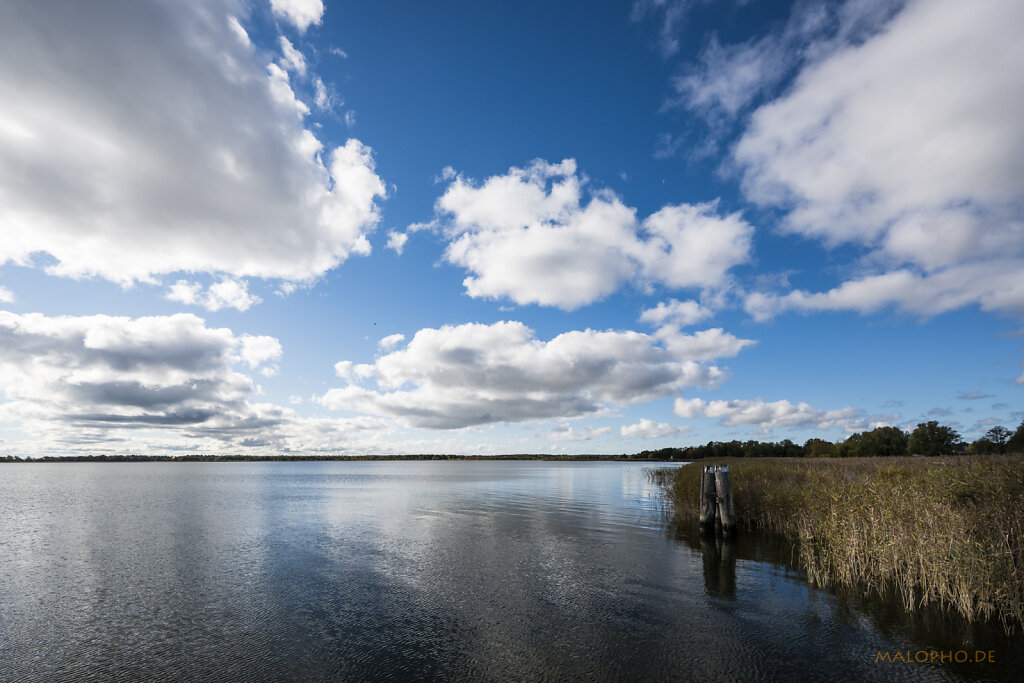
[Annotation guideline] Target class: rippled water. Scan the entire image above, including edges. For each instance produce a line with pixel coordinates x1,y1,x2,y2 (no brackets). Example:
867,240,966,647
1,461,1020,681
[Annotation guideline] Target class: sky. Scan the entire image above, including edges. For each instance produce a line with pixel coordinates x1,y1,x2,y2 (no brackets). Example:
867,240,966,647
0,0,1022,456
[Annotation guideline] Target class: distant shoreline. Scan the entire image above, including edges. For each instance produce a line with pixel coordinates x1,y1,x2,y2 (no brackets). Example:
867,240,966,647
1,453,685,463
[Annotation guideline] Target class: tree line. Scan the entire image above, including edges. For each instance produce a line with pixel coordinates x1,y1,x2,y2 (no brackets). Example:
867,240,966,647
631,419,1024,461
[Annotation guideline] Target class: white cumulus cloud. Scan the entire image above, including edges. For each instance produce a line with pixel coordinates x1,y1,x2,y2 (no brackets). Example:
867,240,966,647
620,418,686,439
653,327,755,362
238,334,283,370
378,333,406,351
206,279,262,312
320,321,736,429
0,311,284,446
639,298,713,328
313,77,336,110
422,159,753,309
744,261,1024,321
386,231,409,255
227,15,252,46
269,0,324,32
0,310,413,455
278,36,307,75
736,0,1024,319
548,423,613,442
166,279,262,312
0,0,385,286
674,396,862,430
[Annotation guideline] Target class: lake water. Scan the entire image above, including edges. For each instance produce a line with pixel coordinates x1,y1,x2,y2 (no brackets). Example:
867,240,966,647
1,461,1020,681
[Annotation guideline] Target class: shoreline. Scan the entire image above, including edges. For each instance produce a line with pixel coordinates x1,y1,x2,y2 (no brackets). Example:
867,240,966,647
1,454,682,463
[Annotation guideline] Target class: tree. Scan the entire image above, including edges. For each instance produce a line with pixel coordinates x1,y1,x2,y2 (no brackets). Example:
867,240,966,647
908,421,963,456
804,438,835,458
834,433,864,458
984,426,1012,454
968,438,997,455
1007,420,1024,454
859,426,909,457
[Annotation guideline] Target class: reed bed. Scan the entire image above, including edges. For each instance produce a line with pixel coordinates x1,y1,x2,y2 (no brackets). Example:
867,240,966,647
660,456,1024,632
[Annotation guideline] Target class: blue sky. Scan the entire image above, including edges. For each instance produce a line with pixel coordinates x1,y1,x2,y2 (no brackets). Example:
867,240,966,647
0,0,1021,456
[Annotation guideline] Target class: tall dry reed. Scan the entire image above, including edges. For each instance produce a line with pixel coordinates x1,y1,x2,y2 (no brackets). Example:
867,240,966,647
662,456,1024,632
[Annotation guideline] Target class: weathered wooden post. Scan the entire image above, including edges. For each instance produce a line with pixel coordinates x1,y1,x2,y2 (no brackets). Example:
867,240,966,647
714,465,736,536
698,466,717,534
699,465,736,536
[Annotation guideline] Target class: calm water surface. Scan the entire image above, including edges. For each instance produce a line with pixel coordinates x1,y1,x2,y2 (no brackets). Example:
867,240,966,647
1,461,1021,681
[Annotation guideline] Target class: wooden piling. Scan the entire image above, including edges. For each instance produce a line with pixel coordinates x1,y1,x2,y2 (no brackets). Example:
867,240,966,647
714,465,736,536
699,466,717,533
698,464,736,536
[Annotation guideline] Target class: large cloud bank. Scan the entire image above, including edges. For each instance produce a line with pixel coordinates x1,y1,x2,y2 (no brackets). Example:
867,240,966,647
0,310,406,455
0,0,385,285
735,0,1024,319
0,311,281,440
321,321,751,428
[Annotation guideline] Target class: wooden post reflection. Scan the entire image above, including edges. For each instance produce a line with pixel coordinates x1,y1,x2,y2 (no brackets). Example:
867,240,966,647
700,534,736,598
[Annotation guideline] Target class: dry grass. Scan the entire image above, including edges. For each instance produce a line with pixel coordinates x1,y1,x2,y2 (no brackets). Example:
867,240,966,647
660,456,1024,632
